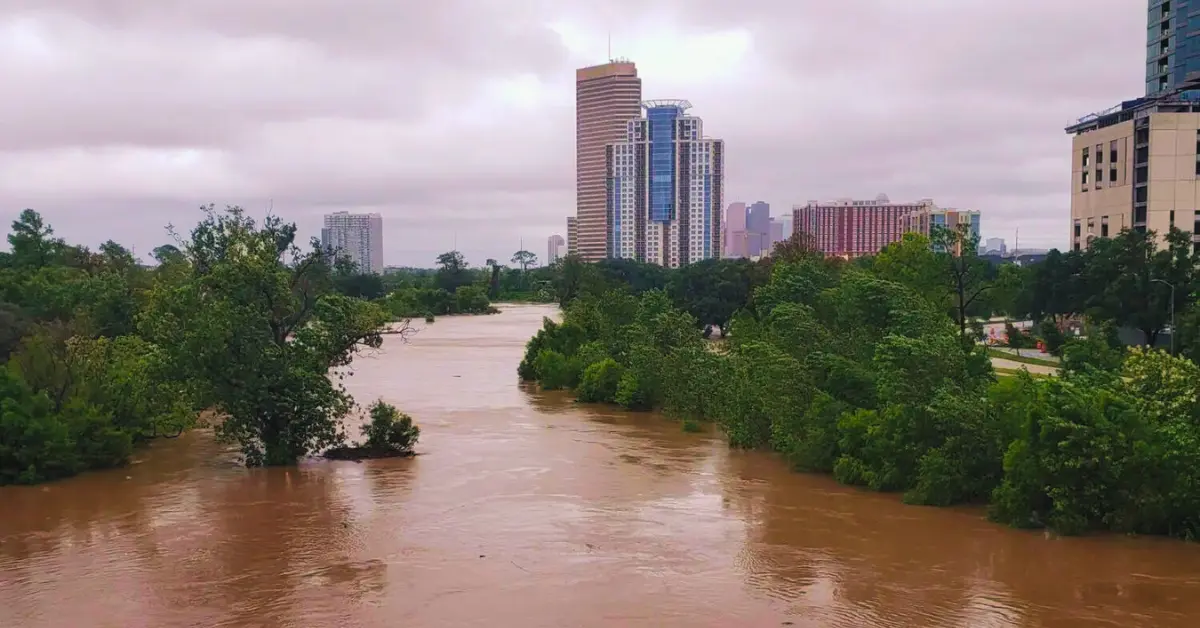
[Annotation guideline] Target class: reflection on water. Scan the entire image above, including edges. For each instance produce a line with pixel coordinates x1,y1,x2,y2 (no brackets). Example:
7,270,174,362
3,303,1200,627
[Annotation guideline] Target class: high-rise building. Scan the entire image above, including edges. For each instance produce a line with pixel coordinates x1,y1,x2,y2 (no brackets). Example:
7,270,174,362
605,99,724,268
982,237,1007,256
576,61,642,261
547,234,566,265
320,211,383,274
767,218,785,255
746,201,770,257
906,207,981,255
566,217,578,255
792,194,930,258
1146,0,1200,95
723,202,747,258
1065,96,1200,251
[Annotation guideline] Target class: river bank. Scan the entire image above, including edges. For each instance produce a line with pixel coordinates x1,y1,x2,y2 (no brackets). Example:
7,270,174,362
3,303,1200,628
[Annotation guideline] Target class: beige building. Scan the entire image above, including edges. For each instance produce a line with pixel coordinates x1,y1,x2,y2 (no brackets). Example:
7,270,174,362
1067,93,1200,252
566,216,577,255
575,61,642,261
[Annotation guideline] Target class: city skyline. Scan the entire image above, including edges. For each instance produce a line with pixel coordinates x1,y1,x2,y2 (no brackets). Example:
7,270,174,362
0,2,1145,266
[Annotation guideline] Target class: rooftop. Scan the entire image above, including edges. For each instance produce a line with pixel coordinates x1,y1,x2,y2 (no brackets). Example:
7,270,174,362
1066,80,1200,135
642,99,692,112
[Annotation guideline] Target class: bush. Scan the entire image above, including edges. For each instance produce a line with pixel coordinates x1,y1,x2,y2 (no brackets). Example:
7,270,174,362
361,400,420,455
576,358,624,403
535,349,571,390
1004,323,1029,349
1039,319,1066,355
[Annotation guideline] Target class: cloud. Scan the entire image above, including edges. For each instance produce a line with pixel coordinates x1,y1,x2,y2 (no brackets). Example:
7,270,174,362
0,0,1147,265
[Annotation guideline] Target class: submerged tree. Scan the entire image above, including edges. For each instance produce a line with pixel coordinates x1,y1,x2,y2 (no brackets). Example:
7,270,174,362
139,205,394,466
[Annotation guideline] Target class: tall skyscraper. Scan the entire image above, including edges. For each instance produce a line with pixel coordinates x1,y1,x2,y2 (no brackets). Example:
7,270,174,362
723,202,747,258
746,201,770,257
547,234,566,265
605,99,724,268
320,211,383,274
792,194,930,258
576,61,642,261
566,217,578,255
1147,0,1200,95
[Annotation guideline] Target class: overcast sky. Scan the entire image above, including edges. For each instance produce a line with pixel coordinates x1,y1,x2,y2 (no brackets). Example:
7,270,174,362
0,1,1144,267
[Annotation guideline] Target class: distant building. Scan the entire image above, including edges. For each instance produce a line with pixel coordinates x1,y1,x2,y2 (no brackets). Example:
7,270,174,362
605,99,724,267
907,207,981,254
723,202,748,258
792,194,930,258
767,218,785,254
566,217,578,254
321,211,383,274
576,61,643,261
547,234,566,265
982,237,1007,256
746,201,770,257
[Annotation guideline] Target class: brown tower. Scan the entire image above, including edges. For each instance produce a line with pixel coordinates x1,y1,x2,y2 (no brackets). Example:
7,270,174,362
575,61,642,261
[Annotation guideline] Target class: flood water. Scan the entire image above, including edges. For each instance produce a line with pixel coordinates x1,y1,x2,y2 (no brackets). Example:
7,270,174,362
3,303,1200,627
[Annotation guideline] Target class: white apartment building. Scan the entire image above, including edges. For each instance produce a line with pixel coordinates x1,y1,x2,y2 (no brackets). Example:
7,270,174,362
604,99,724,268
320,211,384,274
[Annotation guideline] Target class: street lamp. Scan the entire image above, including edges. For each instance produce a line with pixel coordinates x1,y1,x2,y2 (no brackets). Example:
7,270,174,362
1152,278,1176,354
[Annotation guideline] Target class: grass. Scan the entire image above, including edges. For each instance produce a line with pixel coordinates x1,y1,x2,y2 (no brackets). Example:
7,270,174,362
987,348,1061,368
995,366,1053,379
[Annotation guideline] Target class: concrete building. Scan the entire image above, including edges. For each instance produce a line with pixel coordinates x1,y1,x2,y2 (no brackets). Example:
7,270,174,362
982,237,1007,256
746,201,770,257
979,235,1008,255
547,234,566,265
575,61,642,261
320,211,383,274
792,194,931,258
605,99,724,267
767,218,786,254
1065,90,1200,252
566,217,578,254
906,207,981,254
1147,0,1200,95
723,202,747,258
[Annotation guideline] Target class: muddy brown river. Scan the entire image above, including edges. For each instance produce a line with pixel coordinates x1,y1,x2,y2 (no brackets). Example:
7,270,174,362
3,303,1200,627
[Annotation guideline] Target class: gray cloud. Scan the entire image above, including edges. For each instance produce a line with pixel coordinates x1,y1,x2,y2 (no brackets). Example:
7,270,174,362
0,0,1147,265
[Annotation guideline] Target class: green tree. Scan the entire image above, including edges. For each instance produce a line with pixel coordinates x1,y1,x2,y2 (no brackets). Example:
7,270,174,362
434,251,470,293
931,225,991,338
139,205,391,466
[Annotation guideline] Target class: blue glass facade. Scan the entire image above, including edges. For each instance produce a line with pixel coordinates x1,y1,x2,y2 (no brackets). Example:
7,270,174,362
1147,0,1200,94
647,106,679,222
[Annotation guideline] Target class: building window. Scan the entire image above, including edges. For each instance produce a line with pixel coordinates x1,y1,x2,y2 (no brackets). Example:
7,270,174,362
1171,210,1176,227
1082,170,1089,185
1096,169,1103,187
1110,140,1118,163
1110,167,1118,182
1074,219,1081,237
1096,144,1103,163
1082,147,1090,167
1101,217,1109,237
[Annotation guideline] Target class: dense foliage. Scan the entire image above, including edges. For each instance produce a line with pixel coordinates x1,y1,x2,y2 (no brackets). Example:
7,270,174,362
1,206,417,483
521,228,1200,540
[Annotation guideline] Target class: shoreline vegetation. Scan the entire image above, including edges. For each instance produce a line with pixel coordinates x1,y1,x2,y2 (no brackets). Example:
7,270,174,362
1,206,424,485
520,228,1200,541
